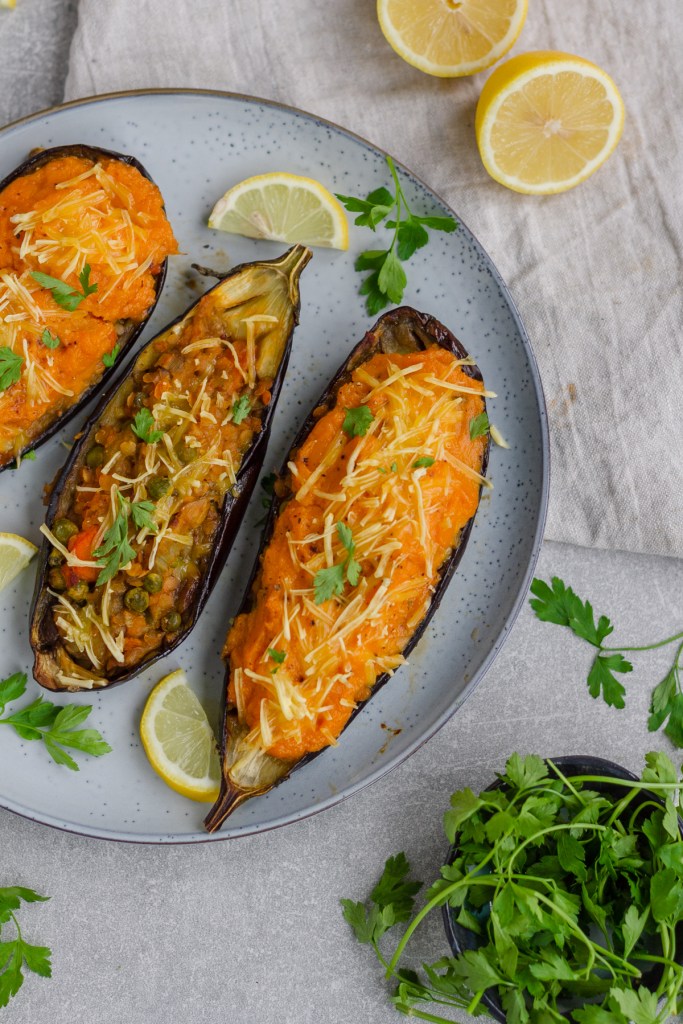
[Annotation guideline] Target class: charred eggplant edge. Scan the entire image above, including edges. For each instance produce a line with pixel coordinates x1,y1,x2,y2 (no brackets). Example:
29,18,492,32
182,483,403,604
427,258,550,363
205,305,490,831
0,143,170,470
29,244,312,691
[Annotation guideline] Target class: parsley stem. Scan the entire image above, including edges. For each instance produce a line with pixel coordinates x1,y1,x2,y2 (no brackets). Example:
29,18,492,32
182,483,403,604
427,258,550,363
392,1006,454,1024
602,629,683,653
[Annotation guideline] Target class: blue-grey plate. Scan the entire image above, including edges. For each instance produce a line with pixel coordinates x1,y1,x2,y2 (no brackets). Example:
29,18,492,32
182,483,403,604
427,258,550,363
0,89,548,843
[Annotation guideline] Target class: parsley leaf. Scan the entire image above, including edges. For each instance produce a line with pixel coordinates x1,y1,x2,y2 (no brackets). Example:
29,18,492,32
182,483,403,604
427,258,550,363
93,490,157,585
336,157,457,314
341,853,421,948
131,407,163,444
529,577,613,647
469,412,489,440
0,885,51,1010
313,522,363,603
0,347,23,392
102,343,120,368
342,405,374,437
587,653,632,708
0,671,111,771
31,263,97,311
313,564,345,604
268,648,286,664
40,328,60,350
413,456,435,469
530,576,683,744
232,395,251,424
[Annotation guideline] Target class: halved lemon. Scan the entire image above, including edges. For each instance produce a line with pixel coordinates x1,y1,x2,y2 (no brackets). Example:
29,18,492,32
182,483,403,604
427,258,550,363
0,532,37,591
208,172,348,250
475,51,625,194
140,669,221,802
0,1,17,9
376,0,528,78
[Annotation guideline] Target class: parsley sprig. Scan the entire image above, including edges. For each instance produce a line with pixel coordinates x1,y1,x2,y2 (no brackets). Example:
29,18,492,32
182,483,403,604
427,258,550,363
93,489,157,585
0,885,51,1009
336,157,457,315
314,522,362,604
342,752,683,1024
0,347,23,392
31,264,97,311
131,407,163,444
40,328,60,350
232,395,251,424
0,671,111,771
102,343,120,368
343,405,374,438
530,576,683,746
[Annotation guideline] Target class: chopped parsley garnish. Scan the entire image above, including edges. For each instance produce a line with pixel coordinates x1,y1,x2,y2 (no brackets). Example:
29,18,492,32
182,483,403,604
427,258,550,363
102,343,120,368
314,522,362,604
232,395,251,424
530,575,683,745
268,648,286,665
31,264,98,312
0,347,23,392
131,407,163,444
336,156,457,315
412,456,435,469
469,411,489,440
93,490,157,585
390,462,398,473
40,328,60,350
342,405,374,438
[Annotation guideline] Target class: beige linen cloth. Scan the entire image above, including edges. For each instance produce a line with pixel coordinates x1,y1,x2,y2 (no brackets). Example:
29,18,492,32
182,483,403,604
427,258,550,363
64,0,683,557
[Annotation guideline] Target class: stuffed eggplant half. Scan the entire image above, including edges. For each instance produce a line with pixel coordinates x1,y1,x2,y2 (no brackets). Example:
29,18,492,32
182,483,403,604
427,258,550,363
0,143,178,468
205,306,491,831
30,245,311,692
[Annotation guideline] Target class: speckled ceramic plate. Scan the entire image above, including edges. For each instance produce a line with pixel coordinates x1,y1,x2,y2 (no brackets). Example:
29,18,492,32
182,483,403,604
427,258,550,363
0,90,548,843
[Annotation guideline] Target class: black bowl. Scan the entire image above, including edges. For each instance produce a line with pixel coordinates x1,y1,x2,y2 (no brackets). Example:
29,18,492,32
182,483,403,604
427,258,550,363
442,755,683,1024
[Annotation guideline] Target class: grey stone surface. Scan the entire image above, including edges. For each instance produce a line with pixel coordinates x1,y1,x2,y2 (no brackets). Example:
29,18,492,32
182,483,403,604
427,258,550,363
3,539,683,1023
1,6,682,1023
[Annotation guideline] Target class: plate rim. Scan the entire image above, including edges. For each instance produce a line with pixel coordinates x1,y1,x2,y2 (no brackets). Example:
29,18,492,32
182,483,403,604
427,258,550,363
0,87,550,844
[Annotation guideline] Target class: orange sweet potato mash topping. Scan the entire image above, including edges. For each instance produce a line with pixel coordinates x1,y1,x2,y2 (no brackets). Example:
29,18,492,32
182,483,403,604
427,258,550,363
0,154,177,464
225,346,488,763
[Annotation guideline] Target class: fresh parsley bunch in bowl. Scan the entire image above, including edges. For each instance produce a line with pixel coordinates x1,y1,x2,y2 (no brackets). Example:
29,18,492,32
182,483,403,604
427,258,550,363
342,752,683,1024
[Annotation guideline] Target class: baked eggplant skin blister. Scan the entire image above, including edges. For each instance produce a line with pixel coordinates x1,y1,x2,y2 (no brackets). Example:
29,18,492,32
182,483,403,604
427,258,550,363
205,306,491,832
0,143,177,468
30,245,311,693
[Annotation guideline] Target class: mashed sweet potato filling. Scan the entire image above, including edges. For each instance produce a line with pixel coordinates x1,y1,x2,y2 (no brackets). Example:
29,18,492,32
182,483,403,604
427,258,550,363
0,155,177,463
225,346,488,763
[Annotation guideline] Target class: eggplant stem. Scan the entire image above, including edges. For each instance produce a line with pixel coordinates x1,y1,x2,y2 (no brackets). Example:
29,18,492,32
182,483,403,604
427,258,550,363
204,781,249,833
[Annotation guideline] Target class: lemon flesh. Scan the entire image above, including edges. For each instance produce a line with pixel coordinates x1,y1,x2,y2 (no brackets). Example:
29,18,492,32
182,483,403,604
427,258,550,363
475,51,625,194
140,669,221,802
0,532,38,591
208,172,348,250
377,0,528,78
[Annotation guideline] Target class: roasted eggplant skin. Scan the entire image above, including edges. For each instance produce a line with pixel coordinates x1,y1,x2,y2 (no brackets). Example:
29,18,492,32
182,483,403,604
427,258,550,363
30,244,312,692
205,306,490,832
0,143,171,470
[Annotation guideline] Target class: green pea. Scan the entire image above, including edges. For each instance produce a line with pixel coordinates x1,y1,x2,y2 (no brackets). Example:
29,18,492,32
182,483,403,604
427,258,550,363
66,582,89,605
85,444,105,469
147,476,171,500
161,610,182,633
48,550,64,568
178,444,198,465
124,588,149,613
143,572,163,594
53,518,79,544
47,568,67,592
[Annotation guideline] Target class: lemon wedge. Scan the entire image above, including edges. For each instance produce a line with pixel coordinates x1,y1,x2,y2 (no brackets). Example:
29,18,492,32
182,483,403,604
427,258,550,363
208,172,349,250
140,669,221,803
0,1,17,9
0,532,38,591
376,0,528,78
475,51,625,194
